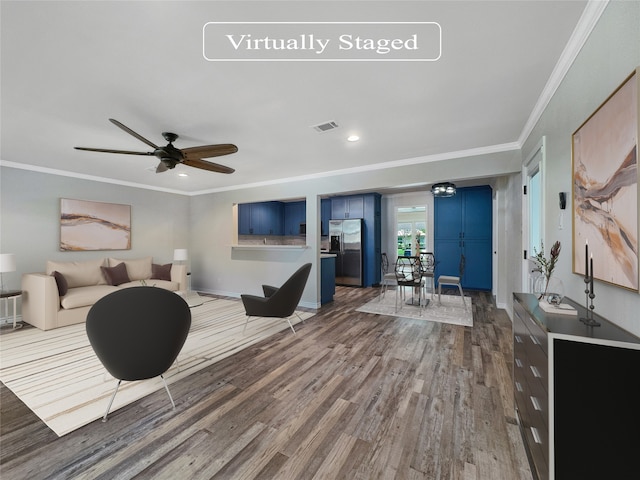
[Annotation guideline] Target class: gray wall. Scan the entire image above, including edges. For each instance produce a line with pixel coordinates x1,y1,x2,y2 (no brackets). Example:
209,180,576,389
521,0,640,335
494,173,523,312
2,1,638,333
188,150,519,308
0,167,190,294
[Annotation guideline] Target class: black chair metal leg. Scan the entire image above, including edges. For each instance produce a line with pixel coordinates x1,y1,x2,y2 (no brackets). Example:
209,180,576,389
102,379,122,422
287,317,297,335
160,374,175,410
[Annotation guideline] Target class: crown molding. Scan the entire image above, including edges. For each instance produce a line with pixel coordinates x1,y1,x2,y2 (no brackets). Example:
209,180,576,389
518,0,609,146
3,140,520,197
0,160,190,196
190,142,521,195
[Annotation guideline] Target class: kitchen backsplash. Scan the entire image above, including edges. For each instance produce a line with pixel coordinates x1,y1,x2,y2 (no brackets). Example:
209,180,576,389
238,235,330,250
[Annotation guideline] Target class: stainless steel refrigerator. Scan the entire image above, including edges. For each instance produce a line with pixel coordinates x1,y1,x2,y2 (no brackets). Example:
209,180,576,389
329,219,363,286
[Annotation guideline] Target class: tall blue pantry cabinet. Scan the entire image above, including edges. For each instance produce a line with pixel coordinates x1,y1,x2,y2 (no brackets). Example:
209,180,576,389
434,185,492,290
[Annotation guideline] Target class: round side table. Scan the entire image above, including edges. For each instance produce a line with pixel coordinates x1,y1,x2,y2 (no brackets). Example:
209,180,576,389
1,290,22,329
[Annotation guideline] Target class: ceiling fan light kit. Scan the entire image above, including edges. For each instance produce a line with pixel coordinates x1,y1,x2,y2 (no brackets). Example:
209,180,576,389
75,119,238,174
431,182,456,197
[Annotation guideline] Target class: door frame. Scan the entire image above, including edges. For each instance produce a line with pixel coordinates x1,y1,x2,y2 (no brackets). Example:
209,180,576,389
522,136,546,292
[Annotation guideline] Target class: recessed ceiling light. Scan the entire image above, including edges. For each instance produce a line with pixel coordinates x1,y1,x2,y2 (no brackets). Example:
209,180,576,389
347,135,360,142
178,172,188,177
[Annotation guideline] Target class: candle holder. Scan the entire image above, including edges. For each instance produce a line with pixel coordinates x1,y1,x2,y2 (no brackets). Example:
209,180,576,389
580,283,600,327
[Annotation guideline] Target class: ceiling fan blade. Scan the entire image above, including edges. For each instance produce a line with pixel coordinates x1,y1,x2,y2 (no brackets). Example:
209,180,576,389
183,158,235,174
156,162,169,173
109,118,159,149
181,144,238,160
75,147,153,156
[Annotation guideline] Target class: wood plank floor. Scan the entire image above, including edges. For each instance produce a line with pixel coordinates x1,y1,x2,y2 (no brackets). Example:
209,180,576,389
0,287,533,480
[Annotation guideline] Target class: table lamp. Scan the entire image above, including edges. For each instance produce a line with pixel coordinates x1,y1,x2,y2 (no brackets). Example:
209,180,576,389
173,249,188,264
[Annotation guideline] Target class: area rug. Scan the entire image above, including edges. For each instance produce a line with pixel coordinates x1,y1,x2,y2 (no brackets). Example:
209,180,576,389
356,292,473,327
0,298,314,437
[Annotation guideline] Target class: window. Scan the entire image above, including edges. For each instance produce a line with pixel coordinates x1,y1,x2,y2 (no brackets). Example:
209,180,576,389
396,206,427,256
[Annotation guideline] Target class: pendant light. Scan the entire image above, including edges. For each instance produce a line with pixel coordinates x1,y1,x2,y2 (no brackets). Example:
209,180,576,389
431,182,456,197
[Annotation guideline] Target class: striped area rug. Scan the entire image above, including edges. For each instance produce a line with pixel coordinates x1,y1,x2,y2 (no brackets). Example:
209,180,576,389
0,298,314,437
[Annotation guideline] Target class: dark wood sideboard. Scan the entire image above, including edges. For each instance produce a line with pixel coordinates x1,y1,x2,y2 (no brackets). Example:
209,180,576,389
512,293,640,480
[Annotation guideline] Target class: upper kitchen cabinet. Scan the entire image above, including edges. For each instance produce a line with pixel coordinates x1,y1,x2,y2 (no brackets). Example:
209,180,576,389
238,201,284,235
331,195,364,219
434,186,492,290
284,201,306,236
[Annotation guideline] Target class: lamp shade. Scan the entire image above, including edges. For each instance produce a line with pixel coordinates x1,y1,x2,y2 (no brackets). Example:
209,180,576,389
0,254,16,273
173,249,188,262
431,182,456,198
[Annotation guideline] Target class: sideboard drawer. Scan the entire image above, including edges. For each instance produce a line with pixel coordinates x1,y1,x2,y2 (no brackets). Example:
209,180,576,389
525,425,549,480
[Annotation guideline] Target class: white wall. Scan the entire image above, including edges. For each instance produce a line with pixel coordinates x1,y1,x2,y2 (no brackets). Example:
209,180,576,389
521,0,640,335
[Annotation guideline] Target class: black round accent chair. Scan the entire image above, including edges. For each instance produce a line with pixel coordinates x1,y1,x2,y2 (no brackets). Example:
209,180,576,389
86,286,191,422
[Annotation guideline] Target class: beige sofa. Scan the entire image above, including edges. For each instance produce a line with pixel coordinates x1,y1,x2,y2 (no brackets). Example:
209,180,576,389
21,256,187,331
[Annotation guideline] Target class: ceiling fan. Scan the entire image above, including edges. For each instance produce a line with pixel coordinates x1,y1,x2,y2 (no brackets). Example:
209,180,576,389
75,118,238,174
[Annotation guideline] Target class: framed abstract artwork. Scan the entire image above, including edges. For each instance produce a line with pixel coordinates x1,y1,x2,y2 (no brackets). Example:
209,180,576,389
572,69,639,291
60,198,131,251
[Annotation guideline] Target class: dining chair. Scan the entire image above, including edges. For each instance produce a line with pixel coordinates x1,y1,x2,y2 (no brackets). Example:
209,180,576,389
419,252,436,300
394,256,425,314
379,252,397,300
436,253,467,310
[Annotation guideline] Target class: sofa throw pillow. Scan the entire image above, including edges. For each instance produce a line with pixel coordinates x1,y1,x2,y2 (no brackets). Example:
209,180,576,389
151,263,172,281
51,270,68,296
108,256,152,281
101,262,131,286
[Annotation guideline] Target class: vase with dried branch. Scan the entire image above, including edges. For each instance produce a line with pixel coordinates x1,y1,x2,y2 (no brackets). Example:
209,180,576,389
532,241,562,300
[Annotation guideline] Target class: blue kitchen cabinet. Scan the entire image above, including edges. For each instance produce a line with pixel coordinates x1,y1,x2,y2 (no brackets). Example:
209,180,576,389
331,195,364,219
320,198,331,236
434,186,492,290
284,201,306,235
238,201,284,235
238,203,252,235
321,255,336,304
362,193,381,287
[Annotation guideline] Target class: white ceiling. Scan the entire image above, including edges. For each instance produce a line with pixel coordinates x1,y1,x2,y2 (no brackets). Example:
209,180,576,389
1,1,595,195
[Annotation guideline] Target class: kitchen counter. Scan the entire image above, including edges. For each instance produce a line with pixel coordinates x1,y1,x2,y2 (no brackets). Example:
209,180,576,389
231,245,310,251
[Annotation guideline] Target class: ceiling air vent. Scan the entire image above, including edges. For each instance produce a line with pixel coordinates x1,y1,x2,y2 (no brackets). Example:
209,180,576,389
312,121,339,133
